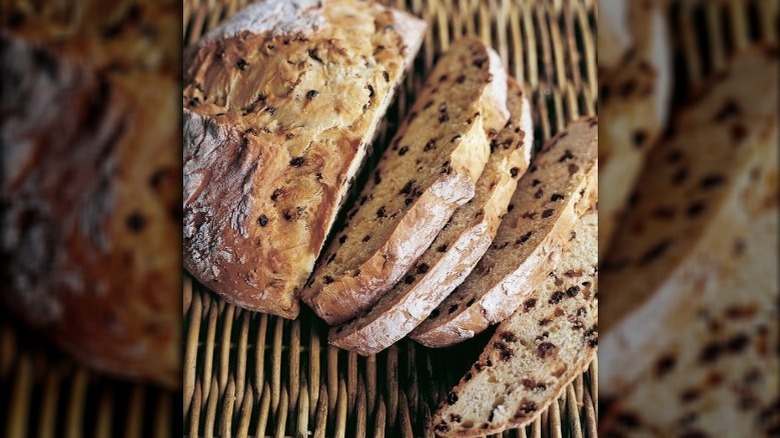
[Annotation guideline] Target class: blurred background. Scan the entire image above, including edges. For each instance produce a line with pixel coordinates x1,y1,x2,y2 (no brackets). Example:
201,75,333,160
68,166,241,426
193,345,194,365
598,0,778,436
1,0,181,436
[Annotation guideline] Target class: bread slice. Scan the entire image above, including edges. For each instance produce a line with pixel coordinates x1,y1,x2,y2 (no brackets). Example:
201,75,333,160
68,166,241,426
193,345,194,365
431,209,598,437
599,0,671,260
182,0,426,318
600,46,779,397
411,117,598,348
328,78,533,355
601,206,778,437
303,38,510,325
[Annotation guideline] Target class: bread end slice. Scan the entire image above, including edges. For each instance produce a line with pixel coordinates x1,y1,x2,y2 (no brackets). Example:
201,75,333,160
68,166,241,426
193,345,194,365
432,209,598,437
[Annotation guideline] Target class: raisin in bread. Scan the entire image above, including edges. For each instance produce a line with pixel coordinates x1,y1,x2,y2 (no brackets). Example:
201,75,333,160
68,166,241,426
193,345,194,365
600,46,778,397
329,78,532,355
1,2,180,387
599,0,671,260
183,0,426,318
602,205,778,437
411,117,598,348
303,38,510,325
432,209,598,437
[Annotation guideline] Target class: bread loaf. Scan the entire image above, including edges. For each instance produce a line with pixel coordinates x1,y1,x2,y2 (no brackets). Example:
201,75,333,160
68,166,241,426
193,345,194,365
0,1,181,387
599,0,671,259
303,38,509,325
600,46,778,397
432,209,598,437
329,78,532,355
182,0,426,318
411,117,598,348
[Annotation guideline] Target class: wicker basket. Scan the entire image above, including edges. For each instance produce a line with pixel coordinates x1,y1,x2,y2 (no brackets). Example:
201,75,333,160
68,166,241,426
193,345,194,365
182,1,598,437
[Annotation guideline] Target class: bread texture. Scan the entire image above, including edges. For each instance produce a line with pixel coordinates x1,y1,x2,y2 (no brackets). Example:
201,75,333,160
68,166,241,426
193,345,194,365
303,38,509,325
600,46,778,397
432,209,598,437
599,0,671,259
602,206,778,437
0,2,181,387
329,78,532,355
411,117,598,348
182,0,426,318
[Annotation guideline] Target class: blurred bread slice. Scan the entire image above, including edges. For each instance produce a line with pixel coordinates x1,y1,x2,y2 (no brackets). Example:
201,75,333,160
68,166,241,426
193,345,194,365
600,45,778,397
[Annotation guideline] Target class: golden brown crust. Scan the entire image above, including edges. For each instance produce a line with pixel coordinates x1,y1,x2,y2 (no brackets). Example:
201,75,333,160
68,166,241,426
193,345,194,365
0,2,181,387
182,0,426,318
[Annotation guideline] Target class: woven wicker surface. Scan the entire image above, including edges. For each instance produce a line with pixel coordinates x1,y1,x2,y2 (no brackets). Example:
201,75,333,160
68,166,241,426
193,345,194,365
183,1,597,437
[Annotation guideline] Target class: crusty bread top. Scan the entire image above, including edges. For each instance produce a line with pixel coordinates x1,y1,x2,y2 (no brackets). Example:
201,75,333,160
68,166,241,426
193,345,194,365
182,0,425,317
303,38,508,324
411,117,598,347
328,78,532,355
432,209,597,437
600,46,779,396
601,207,778,437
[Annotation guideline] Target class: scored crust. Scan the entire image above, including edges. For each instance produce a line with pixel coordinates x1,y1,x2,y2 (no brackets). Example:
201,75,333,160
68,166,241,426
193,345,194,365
328,78,533,355
600,46,779,397
432,209,598,437
303,38,509,325
411,117,598,348
182,0,426,318
599,0,671,259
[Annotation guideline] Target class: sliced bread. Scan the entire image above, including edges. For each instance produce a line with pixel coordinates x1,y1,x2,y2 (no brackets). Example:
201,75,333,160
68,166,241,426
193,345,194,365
600,46,779,397
599,0,671,260
411,117,598,348
601,205,778,437
431,209,598,437
183,0,426,318
303,38,510,325
329,78,533,355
